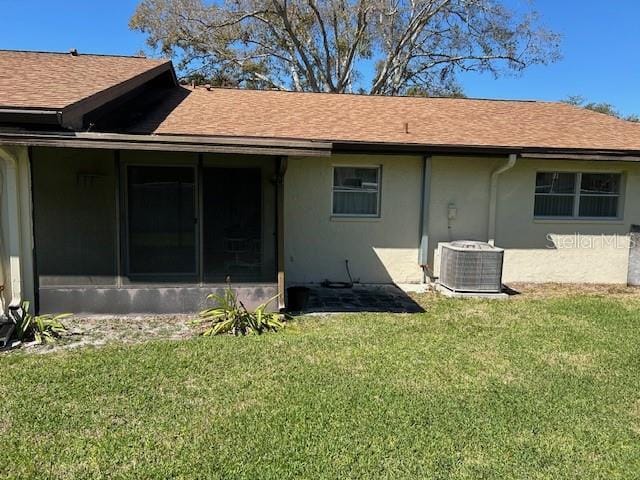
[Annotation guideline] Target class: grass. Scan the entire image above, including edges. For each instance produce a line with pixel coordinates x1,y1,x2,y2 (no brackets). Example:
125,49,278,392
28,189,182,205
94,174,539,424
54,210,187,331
2,293,640,479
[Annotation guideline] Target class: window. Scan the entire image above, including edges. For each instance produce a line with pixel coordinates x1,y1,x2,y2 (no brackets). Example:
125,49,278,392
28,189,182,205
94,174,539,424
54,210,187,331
332,166,380,216
534,172,622,219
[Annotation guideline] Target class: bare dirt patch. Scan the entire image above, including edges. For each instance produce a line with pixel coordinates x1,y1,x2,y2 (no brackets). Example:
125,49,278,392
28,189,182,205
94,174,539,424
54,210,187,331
20,315,195,354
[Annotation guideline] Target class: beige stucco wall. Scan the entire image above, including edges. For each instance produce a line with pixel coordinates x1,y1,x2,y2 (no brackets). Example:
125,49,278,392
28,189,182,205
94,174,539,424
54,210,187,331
428,156,502,260
284,153,424,284
429,156,640,284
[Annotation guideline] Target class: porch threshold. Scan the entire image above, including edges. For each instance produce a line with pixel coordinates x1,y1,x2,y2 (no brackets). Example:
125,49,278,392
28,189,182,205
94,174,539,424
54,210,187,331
38,284,278,315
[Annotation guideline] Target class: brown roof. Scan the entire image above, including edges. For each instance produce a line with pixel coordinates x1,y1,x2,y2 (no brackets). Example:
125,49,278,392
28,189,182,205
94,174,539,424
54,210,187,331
133,86,640,152
0,50,170,110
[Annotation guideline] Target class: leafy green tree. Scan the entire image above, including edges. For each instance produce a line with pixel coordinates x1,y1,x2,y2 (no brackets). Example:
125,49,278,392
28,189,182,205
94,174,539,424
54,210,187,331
131,0,560,95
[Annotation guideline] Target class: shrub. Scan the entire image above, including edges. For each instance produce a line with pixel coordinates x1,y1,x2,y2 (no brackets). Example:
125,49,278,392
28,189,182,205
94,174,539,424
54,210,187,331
13,301,71,344
193,287,284,336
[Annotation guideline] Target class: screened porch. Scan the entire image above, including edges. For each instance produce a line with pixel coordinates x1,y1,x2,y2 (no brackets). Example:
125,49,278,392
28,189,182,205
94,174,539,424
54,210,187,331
30,147,282,314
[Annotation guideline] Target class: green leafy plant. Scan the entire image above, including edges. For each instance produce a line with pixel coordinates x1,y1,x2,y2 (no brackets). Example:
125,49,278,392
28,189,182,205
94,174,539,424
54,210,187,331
193,287,284,336
13,301,71,344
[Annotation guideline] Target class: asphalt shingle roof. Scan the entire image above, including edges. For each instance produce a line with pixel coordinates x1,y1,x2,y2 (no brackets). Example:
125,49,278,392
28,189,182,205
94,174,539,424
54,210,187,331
132,86,640,152
0,50,170,110
2,50,639,153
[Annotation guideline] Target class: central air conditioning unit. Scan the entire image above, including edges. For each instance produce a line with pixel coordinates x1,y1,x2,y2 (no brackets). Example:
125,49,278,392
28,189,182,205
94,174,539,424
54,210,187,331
439,241,504,293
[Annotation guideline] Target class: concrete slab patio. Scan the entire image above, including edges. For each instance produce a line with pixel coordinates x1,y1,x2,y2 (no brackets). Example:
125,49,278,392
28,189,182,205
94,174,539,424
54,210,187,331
295,284,425,314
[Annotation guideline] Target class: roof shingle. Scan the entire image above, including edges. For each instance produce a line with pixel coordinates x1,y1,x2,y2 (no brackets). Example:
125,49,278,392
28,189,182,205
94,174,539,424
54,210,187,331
133,86,640,152
0,50,170,110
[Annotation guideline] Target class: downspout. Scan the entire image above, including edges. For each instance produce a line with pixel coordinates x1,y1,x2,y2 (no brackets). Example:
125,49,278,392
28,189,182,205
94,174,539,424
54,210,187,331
488,153,517,246
418,155,432,282
0,147,23,308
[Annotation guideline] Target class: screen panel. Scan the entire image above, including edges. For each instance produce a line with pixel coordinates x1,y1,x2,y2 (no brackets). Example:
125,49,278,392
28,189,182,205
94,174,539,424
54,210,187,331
127,166,196,275
202,167,264,282
31,148,117,286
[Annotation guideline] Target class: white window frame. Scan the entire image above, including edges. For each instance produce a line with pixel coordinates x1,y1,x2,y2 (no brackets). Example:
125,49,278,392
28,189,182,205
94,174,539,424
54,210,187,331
331,165,382,218
533,171,624,220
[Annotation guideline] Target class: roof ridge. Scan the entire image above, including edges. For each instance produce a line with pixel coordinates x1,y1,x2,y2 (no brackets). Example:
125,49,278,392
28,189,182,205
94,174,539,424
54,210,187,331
0,48,166,61
191,85,558,104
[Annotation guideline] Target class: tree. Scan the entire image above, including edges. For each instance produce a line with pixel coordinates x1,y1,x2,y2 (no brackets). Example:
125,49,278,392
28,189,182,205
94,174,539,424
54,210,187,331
563,96,639,123
130,0,560,95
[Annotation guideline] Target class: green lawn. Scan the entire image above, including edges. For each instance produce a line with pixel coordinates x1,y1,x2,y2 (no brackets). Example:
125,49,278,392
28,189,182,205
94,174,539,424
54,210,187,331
2,294,640,479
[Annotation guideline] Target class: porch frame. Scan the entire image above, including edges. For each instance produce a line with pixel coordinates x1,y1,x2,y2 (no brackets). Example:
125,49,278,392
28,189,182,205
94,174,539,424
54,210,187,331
1,132,331,314
276,157,287,310
31,149,285,313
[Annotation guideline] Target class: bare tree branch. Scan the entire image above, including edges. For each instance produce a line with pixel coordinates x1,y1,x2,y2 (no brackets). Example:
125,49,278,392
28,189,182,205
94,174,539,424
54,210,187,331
130,0,561,95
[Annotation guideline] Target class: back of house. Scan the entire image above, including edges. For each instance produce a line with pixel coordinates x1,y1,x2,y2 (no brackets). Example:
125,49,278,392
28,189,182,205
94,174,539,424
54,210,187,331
2,49,640,314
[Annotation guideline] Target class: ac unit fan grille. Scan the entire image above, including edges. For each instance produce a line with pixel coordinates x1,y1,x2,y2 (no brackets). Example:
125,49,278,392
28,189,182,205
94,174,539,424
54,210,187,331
440,243,504,293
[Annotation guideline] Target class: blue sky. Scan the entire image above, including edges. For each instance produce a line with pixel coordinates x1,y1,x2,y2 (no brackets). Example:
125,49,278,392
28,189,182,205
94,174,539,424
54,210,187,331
1,0,638,116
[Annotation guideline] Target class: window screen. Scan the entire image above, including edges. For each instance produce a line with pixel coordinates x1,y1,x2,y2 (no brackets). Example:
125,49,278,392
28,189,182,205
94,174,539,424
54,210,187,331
578,173,621,217
332,166,380,216
534,172,621,218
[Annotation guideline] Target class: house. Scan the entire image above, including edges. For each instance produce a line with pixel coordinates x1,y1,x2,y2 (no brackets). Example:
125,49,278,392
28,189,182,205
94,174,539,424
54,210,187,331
1,49,640,314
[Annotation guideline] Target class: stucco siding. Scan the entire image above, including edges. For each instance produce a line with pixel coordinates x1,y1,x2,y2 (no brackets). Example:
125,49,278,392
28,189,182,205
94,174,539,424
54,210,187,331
284,154,423,284
430,156,640,284
496,158,639,283
428,156,501,273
